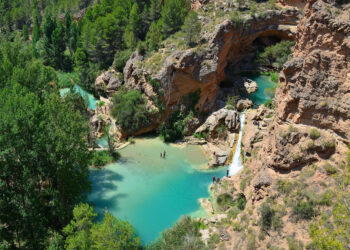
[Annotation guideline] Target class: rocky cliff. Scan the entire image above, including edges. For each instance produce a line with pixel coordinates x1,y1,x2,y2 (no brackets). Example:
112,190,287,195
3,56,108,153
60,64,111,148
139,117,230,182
205,1,350,248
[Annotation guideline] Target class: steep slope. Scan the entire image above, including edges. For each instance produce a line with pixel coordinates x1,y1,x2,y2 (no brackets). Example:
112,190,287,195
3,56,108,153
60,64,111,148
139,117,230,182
204,0,350,248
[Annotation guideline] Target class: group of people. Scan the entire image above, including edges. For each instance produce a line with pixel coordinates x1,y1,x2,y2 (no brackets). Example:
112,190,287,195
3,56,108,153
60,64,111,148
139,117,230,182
212,169,230,183
160,151,167,158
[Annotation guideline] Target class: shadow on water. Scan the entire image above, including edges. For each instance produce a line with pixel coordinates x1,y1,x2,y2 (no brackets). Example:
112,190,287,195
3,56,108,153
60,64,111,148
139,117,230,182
89,169,127,213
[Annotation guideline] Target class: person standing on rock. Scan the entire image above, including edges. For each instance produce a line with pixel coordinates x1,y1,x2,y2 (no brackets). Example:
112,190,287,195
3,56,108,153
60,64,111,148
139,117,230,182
226,169,229,177
213,176,216,182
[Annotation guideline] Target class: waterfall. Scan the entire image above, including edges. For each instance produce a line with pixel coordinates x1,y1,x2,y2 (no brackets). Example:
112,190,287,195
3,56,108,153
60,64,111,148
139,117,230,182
228,113,246,176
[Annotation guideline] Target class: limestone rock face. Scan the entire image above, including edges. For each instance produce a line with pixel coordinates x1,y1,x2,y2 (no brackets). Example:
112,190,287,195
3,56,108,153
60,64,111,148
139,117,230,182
123,8,300,115
195,107,239,137
261,0,350,170
95,69,124,94
237,99,253,111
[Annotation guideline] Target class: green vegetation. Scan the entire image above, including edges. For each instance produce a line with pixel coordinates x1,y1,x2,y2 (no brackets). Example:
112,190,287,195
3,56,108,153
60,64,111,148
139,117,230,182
114,49,132,72
147,216,204,249
256,41,295,70
292,200,315,221
160,111,185,142
259,201,285,231
309,128,321,140
182,11,201,47
63,203,140,249
111,88,151,134
90,150,120,167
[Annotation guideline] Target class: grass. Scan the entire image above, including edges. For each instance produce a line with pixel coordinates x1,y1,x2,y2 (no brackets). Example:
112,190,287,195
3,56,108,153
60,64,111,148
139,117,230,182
323,162,337,175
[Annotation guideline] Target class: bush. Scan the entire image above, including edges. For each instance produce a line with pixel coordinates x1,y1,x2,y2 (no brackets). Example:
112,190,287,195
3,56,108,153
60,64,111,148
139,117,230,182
292,200,315,221
90,150,120,167
111,88,150,134
264,99,274,109
147,216,204,250
277,179,293,195
256,41,295,70
259,203,274,230
323,162,337,175
160,111,185,142
309,129,321,140
236,194,247,210
114,49,132,72
217,193,234,209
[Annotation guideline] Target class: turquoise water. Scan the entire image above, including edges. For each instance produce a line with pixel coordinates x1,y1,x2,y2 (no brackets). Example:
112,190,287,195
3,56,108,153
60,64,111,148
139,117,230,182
89,137,226,244
245,74,276,106
59,85,98,110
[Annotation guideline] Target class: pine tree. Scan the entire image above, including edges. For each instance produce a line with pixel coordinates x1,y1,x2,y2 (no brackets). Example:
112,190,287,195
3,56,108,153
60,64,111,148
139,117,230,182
146,21,162,51
182,10,201,47
160,0,190,37
22,24,29,40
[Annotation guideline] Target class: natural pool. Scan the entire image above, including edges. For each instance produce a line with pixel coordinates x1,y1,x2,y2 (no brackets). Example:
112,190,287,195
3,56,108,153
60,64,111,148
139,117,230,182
89,137,226,244
59,85,98,110
244,74,276,106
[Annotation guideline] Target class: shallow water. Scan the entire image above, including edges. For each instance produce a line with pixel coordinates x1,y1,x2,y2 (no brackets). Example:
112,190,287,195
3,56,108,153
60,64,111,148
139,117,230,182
59,85,98,109
89,137,226,244
244,74,276,106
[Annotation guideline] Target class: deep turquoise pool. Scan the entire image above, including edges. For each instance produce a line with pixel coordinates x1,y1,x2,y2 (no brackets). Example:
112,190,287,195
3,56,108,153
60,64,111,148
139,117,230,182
244,74,276,106
88,137,226,244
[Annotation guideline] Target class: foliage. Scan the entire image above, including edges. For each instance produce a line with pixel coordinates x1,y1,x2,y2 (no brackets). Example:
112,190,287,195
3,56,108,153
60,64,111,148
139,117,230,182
217,193,234,209
114,49,132,71
63,203,140,249
147,216,204,250
256,41,295,70
111,88,150,134
309,128,321,140
292,200,315,221
0,85,91,248
160,111,185,142
182,11,201,47
226,96,238,108
264,99,274,109
188,89,201,111
259,202,285,231
90,150,120,167
160,0,190,37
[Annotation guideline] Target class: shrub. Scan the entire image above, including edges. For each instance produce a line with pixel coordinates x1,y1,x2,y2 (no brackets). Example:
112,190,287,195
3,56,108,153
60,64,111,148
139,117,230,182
264,99,274,109
256,41,294,70
160,111,186,142
259,203,274,230
217,193,234,209
287,236,304,250
277,179,293,195
322,139,336,149
114,49,132,72
147,216,204,249
269,72,279,83
309,129,321,140
226,95,238,108
111,88,150,134
236,193,247,210
90,150,120,167
323,162,337,175
292,200,315,221
307,140,316,150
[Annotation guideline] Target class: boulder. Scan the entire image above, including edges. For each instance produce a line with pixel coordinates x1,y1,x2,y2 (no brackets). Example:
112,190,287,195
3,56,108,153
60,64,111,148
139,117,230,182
237,99,253,111
195,107,239,138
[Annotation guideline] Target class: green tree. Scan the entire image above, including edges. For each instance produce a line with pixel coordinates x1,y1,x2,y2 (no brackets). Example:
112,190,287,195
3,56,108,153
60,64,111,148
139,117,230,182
0,85,91,248
64,203,141,249
182,10,201,47
149,0,162,22
111,88,150,134
63,203,96,249
146,21,162,51
160,0,190,37
22,24,29,40
90,212,141,249
129,3,141,38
